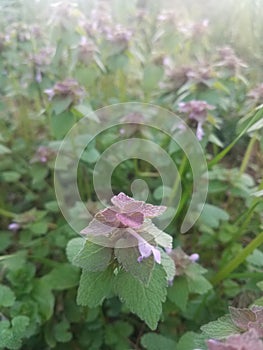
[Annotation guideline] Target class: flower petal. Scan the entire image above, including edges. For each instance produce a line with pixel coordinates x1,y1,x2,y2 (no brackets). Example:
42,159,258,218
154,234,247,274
141,203,167,218
116,212,144,228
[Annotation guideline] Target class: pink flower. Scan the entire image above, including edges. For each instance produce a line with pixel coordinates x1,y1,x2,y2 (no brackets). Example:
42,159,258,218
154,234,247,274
80,193,166,264
178,100,215,140
8,222,20,232
207,329,263,350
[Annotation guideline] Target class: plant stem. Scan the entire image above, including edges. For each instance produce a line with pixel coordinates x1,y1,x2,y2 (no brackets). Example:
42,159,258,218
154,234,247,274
239,132,258,175
167,154,188,207
0,208,17,218
208,107,262,167
211,231,263,285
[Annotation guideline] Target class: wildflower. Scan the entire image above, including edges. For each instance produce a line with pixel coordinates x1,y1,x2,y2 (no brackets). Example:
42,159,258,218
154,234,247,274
247,83,263,106
229,305,263,337
119,112,145,136
167,247,199,276
216,46,247,71
189,253,199,262
78,36,98,63
8,222,20,232
31,146,55,164
30,47,55,82
80,192,167,264
207,329,263,350
44,78,85,102
177,19,209,38
178,100,215,140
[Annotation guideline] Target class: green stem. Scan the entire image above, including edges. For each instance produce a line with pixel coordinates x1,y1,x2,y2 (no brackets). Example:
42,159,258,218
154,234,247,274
167,154,188,207
211,231,263,285
239,133,258,175
0,208,17,219
208,108,262,167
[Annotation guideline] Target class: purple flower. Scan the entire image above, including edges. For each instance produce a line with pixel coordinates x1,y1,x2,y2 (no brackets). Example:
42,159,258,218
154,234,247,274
207,329,263,350
167,247,199,276
229,306,263,337
31,146,55,164
178,100,215,140
8,222,20,232
216,46,247,71
189,253,199,262
44,79,85,103
247,83,263,106
80,192,166,264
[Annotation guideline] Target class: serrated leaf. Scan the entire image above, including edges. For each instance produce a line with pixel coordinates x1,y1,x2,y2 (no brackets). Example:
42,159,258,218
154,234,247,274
185,264,212,295
54,319,72,343
115,238,155,285
0,285,16,307
77,266,114,307
0,316,30,350
66,237,85,263
11,316,30,339
201,315,240,339
140,221,172,249
160,251,176,282
168,276,189,311
73,240,112,272
186,273,212,295
141,333,176,350
115,265,167,330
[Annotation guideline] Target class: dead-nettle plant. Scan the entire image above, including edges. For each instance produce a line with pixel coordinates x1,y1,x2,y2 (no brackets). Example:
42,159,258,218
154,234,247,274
66,192,207,330
200,306,263,350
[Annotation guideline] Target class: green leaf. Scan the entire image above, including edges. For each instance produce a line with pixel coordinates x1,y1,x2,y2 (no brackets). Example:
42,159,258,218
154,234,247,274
73,240,112,272
73,104,99,122
0,316,30,350
115,239,155,285
199,204,229,228
185,264,212,295
0,251,27,271
140,220,172,248
247,249,263,267
52,96,73,115
142,64,163,92
168,276,189,311
32,279,55,321
141,333,176,350
160,251,176,282
81,148,100,164
201,315,240,339
0,144,11,154
0,285,15,307
115,265,167,330
1,171,21,183
42,263,80,290
77,266,114,307
177,332,203,350
66,237,85,263
50,111,75,139
11,316,30,339
105,321,133,350
29,221,48,235
54,319,72,343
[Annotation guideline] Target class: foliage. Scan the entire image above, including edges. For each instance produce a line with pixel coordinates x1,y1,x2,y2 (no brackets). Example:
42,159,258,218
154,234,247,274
0,0,263,349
